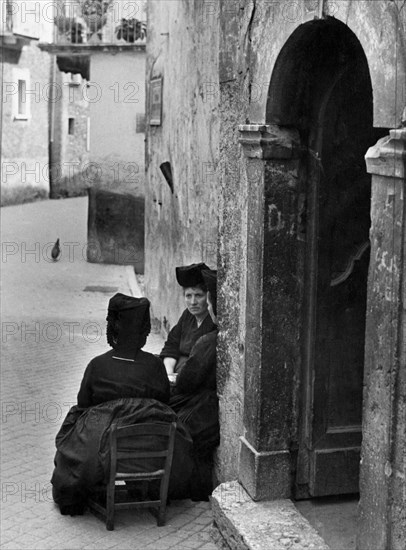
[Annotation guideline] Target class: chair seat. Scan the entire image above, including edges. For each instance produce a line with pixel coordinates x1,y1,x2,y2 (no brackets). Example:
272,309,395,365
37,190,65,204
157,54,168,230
116,469,164,480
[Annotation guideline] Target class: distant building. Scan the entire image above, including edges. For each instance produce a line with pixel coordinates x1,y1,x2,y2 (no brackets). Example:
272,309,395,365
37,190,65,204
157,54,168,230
0,0,91,199
1,0,53,193
51,70,90,198
40,0,147,197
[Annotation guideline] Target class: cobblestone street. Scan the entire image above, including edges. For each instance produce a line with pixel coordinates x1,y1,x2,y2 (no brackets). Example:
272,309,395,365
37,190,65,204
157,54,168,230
0,197,217,550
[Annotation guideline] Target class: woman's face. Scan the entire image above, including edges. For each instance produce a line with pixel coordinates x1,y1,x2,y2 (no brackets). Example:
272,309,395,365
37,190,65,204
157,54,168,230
184,287,208,317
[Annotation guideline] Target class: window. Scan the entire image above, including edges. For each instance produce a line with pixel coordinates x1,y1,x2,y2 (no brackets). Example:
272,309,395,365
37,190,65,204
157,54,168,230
12,69,30,120
68,117,75,135
18,80,27,117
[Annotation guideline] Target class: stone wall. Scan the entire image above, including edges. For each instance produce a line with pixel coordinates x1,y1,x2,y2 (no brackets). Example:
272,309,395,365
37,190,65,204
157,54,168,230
144,0,219,331
215,0,406,485
358,128,406,550
216,4,249,481
87,188,144,272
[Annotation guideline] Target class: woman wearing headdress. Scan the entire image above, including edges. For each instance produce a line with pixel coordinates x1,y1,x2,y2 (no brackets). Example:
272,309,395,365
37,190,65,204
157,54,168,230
166,267,219,500
77,294,169,407
51,294,193,516
160,262,217,379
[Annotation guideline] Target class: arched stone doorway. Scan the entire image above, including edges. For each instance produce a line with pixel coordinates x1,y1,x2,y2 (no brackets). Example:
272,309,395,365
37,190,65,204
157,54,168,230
267,17,375,498
238,18,389,501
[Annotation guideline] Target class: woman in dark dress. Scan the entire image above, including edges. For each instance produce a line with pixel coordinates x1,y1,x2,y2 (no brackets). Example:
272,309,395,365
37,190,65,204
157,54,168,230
160,263,217,379
51,294,193,515
168,267,219,500
77,295,169,407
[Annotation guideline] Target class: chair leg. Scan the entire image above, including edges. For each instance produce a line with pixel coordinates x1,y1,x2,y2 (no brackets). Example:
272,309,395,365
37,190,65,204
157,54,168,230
157,499,167,527
106,483,115,531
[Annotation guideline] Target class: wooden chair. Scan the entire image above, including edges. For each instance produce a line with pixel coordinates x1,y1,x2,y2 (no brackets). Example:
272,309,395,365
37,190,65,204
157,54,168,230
88,421,177,530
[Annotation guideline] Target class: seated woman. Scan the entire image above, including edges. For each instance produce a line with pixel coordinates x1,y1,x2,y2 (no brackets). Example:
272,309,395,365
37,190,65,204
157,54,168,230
160,262,217,378
169,268,219,501
51,294,193,516
78,294,169,407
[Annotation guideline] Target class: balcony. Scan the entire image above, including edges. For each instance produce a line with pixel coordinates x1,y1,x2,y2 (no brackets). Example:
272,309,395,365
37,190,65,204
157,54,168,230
39,0,146,56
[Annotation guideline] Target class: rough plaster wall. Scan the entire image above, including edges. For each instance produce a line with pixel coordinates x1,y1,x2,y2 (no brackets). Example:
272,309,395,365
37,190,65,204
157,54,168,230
145,0,219,330
90,51,146,195
394,223,406,548
216,80,248,481
216,0,254,481
2,43,51,190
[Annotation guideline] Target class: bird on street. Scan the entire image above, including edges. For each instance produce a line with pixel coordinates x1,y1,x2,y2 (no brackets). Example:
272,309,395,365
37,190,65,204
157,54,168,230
51,238,61,261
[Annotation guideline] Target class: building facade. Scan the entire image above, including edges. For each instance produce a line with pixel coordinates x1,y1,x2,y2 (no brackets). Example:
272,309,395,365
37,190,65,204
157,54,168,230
145,1,405,549
0,1,93,199
40,0,147,197
1,0,53,192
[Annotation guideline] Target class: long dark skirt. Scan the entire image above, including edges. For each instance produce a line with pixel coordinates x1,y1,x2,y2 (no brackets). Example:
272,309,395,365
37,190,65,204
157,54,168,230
51,397,194,515
169,389,219,500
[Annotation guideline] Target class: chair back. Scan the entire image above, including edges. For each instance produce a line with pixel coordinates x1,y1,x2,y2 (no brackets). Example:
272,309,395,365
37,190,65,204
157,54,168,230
108,421,177,483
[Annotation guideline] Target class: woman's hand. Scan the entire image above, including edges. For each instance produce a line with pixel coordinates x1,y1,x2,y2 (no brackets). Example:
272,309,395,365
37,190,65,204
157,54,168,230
168,373,178,386
163,357,177,375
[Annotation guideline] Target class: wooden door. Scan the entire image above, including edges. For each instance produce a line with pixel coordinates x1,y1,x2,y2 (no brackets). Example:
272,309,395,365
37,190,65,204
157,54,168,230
297,67,373,497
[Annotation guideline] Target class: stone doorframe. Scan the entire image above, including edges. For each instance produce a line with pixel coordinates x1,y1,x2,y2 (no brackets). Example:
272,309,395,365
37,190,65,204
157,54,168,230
237,123,302,500
357,120,405,550
236,120,406,549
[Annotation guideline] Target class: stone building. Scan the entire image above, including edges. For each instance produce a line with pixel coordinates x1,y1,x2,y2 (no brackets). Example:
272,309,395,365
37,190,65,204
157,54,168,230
1,0,54,193
40,0,147,196
1,0,91,199
145,1,405,549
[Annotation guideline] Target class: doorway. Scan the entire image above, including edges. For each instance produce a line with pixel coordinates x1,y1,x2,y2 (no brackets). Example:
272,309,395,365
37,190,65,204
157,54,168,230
299,51,372,498
266,18,376,499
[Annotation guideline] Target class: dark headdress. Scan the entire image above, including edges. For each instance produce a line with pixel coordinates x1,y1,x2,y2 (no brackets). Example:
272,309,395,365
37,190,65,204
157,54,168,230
201,268,217,316
175,262,210,288
106,293,151,351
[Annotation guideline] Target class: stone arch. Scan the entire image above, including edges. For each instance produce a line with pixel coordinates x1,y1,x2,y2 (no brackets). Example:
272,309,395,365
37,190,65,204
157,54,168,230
244,2,404,128
266,17,373,131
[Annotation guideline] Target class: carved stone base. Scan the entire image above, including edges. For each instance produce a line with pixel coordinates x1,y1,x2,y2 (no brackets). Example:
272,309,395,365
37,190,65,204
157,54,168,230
238,437,291,501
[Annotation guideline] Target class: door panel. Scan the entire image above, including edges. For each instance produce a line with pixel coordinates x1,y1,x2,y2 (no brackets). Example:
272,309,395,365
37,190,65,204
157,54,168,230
310,448,361,496
298,65,373,497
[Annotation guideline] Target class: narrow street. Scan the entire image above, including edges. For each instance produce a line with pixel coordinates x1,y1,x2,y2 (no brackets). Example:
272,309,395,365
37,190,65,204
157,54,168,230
0,197,217,550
